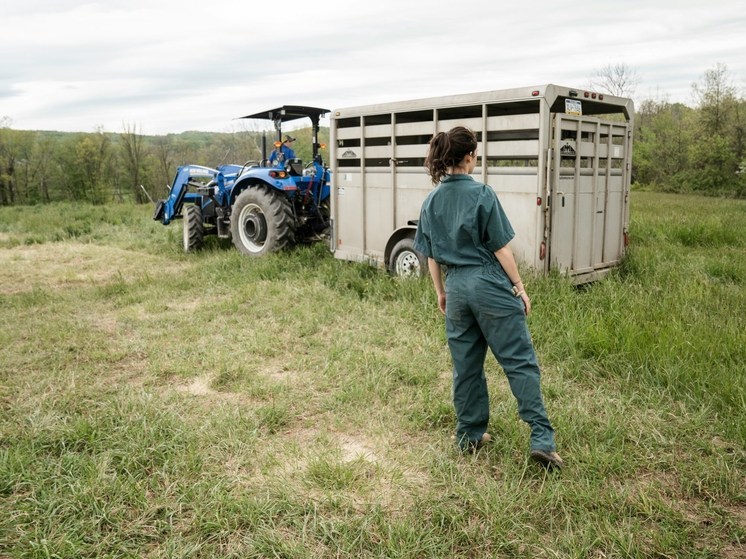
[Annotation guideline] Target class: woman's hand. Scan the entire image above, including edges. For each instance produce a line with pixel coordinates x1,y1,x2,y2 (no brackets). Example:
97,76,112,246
519,291,531,315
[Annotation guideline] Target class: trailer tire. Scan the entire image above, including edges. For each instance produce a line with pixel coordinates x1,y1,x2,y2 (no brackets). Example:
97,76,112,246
389,237,427,278
231,187,295,256
183,205,204,252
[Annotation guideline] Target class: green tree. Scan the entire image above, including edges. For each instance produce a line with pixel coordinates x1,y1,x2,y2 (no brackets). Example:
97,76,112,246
147,134,176,202
120,123,148,203
692,63,737,137
29,135,59,203
689,64,742,194
0,118,19,205
633,99,695,190
10,130,36,204
0,123,37,205
683,134,740,193
62,128,113,204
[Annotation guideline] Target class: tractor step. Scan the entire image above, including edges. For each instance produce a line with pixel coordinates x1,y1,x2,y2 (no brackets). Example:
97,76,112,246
217,218,231,238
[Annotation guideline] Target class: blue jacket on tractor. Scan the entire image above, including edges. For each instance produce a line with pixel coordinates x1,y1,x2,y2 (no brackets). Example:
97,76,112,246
269,136,296,166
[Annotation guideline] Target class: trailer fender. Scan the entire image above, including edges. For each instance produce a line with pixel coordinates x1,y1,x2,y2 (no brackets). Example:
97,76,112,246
385,226,416,265
385,224,427,277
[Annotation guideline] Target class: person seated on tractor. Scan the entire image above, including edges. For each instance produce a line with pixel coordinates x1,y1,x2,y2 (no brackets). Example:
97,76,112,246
268,134,296,166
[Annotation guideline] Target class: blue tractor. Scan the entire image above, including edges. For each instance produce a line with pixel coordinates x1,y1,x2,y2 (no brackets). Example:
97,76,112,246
153,105,331,256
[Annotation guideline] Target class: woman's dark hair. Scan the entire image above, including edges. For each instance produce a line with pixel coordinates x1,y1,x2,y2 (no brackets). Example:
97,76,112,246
424,126,478,184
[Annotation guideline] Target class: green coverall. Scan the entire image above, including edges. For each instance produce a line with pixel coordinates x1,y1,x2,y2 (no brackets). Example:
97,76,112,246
413,174,556,452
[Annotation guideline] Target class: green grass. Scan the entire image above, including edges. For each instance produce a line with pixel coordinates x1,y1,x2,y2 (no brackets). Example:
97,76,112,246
0,192,744,558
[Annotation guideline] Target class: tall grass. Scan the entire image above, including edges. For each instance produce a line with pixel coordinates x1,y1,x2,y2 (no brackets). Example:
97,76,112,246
0,192,743,558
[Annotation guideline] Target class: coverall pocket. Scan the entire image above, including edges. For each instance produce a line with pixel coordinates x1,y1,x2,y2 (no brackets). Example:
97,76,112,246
445,296,468,324
474,274,522,318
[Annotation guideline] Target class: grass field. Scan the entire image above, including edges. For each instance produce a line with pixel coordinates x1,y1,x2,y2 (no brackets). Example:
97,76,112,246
1,192,744,558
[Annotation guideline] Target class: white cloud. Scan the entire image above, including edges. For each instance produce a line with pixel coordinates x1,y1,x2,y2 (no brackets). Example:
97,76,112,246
1,0,744,133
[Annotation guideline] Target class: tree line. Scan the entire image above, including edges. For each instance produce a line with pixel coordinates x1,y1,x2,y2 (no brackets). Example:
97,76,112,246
1,63,744,206
0,124,327,206
633,64,745,196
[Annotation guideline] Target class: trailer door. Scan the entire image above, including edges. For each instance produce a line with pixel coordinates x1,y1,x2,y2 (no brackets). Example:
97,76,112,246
548,114,631,282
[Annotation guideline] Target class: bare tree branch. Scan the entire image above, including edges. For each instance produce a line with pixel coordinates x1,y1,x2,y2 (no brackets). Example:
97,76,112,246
590,62,640,97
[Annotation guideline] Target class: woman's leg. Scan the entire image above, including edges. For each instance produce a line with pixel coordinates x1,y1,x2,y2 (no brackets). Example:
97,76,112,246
445,271,490,447
481,311,556,452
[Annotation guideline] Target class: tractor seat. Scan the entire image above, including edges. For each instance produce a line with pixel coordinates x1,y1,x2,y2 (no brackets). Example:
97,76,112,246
286,158,303,176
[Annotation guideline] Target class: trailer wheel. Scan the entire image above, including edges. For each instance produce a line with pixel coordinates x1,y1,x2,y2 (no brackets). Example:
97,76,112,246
183,205,204,252
389,237,427,278
231,187,295,256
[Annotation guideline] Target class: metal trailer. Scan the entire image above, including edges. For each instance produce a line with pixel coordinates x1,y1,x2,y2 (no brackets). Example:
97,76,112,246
329,84,634,283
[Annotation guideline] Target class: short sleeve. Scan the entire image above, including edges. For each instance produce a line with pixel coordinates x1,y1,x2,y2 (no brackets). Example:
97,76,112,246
413,205,433,259
477,186,515,252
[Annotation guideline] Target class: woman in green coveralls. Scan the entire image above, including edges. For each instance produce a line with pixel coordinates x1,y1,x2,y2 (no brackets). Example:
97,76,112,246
413,126,563,469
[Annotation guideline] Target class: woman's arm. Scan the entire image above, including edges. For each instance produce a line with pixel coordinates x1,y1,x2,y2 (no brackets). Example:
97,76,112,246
427,258,446,314
494,244,531,315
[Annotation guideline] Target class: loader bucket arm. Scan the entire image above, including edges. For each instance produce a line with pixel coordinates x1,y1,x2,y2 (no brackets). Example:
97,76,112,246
153,165,220,225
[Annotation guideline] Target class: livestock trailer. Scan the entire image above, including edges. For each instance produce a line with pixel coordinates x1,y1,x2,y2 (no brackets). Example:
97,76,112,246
329,84,634,283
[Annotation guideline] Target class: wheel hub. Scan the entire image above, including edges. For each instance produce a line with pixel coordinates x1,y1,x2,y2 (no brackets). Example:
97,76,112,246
244,212,267,243
238,203,268,252
395,251,420,277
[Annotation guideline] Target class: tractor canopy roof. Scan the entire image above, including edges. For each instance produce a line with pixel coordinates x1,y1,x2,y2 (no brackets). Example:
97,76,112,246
238,105,330,123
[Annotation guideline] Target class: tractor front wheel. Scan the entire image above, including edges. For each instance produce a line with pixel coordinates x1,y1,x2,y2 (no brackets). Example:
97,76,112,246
230,187,295,256
183,204,204,252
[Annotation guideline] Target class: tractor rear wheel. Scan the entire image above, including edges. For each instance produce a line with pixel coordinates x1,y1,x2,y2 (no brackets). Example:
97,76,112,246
183,204,204,252
230,187,295,256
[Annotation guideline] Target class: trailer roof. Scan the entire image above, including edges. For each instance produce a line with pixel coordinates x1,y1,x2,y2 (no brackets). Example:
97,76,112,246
331,85,633,121
238,105,330,123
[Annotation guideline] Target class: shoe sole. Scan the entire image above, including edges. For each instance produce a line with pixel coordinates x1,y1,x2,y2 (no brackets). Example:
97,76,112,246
530,450,563,470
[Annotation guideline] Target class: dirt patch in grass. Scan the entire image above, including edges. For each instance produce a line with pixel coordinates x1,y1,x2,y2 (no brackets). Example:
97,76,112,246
340,434,380,463
724,502,746,531
174,373,246,402
180,375,216,396
0,242,184,295
262,365,305,383
102,353,152,386
285,427,424,514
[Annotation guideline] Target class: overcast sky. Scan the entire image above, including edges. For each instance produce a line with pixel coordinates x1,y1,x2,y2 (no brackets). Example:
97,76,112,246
1,0,744,134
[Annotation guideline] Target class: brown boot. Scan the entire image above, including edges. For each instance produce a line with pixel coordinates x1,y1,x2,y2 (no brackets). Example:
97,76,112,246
530,449,564,470
468,432,492,453
453,432,492,453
